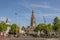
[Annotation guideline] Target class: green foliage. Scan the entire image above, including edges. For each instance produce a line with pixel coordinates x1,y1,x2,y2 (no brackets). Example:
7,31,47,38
35,23,53,34
0,21,8,32
35,17,60,34
35,23,44,32
43,24,53,34
10,24,19,34
53,17,60,31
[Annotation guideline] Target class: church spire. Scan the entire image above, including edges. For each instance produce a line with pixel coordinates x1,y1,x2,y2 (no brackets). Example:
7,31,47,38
32,10,35,18
30,10,36,27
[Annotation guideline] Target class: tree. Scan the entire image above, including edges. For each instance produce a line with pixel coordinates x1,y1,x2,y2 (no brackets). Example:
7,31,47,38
35,23,53,35
34,23,44,36
53,17,60,31
47,24,53,32
10,24,19,34
0,21,8,32
0,21,9,36
35,23,44,32
43,24,53,34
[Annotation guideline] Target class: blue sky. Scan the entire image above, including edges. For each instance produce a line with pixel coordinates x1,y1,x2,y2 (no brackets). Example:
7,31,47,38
0,0,60,27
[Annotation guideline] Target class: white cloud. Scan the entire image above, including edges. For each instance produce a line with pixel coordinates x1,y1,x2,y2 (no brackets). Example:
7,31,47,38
31,4,51,8
18,0,60,11
30,4,60,10
0,16,11,22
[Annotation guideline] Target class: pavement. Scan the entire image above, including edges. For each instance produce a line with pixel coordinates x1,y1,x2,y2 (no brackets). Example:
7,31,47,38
0,36,60,40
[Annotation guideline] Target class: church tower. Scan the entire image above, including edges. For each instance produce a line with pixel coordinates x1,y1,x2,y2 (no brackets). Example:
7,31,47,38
30,10,36,27
6,18,8,23
5,18,9,25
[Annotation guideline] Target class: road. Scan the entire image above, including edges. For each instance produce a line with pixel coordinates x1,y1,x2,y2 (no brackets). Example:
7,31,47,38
0,36,60,40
